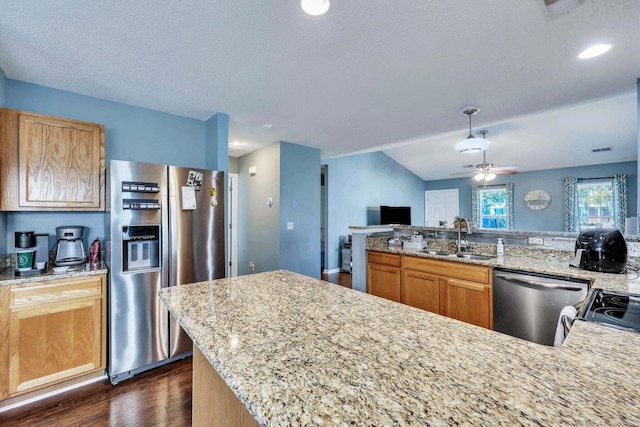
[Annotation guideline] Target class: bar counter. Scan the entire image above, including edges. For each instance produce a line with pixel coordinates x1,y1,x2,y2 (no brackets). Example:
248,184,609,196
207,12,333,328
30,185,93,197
159,270,640,426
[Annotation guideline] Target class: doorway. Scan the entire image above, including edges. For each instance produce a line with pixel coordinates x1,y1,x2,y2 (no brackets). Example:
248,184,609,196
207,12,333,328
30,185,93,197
321,165,328,273
425,189,459,227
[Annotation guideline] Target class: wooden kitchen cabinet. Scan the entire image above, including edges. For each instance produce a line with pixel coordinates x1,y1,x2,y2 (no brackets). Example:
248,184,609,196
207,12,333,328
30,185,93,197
444,278,491,329
367,252,401,302
4,275,106,397
0,108,105,211
366,251,493,329
401,269,443,314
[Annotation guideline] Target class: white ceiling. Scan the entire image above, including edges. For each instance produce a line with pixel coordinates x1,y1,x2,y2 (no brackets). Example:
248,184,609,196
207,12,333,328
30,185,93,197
1,1,638,179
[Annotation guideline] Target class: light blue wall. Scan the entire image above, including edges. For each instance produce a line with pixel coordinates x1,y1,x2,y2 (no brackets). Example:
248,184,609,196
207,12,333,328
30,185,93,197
280,142,321,278
425,161,637,231
237,141,321,277
2,79,226,254
324,152,425,270
238,143,281,275
206,113,229,171
0,68,6,107
637,78,640,216
6,80,207,167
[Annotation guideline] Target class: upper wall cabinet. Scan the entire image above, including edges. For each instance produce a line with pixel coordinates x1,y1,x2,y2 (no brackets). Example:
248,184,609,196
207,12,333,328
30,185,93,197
0,108,105,211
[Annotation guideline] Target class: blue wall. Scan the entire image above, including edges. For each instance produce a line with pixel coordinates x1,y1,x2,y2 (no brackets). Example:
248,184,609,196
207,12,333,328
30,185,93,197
238,143,281,275
280,142,321,278
237,141,321,278
323,152,425,270
425,161,637,231
2,79,226,253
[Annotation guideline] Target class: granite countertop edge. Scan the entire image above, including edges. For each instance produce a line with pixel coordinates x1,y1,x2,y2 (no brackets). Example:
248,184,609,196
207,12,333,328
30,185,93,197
0,263,108,286
159,270,640,426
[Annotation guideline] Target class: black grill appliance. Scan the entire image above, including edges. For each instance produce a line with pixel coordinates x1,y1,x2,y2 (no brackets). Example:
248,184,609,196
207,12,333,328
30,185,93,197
574,228,627,274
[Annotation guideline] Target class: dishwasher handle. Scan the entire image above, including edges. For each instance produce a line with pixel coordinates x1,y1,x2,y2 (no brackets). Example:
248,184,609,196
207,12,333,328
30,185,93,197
494,273,585,292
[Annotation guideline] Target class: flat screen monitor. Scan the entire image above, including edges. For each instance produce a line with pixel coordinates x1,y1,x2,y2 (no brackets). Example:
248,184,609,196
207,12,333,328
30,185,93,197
380,206,411,225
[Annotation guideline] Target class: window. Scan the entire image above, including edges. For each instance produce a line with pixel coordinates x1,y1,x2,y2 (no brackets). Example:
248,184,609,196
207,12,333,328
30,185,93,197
577,179,614,229
472,183,514,230
564,175,627,232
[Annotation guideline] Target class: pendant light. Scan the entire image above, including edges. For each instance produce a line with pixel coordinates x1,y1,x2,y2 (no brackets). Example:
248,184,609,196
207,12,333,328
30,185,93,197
301,0,330,16
454,107,489,154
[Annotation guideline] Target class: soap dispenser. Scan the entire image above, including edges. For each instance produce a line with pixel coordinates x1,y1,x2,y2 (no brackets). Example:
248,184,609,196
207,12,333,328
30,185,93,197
496,238,504,257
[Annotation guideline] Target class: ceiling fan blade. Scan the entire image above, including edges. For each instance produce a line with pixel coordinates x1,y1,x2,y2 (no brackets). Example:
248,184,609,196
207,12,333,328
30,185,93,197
493,165,518,171
494,170,518,175
449,171,477,176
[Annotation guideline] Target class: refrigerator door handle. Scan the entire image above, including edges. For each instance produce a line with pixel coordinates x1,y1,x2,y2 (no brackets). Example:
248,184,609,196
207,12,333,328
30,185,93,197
168,195,178,287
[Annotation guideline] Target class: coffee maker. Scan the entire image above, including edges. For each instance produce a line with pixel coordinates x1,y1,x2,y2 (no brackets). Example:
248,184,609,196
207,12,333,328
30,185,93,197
15,231,49,275
55,226,87,266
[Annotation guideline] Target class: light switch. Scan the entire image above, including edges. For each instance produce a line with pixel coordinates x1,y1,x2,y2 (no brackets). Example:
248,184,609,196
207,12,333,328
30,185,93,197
287,222,294,230
249,166,257,176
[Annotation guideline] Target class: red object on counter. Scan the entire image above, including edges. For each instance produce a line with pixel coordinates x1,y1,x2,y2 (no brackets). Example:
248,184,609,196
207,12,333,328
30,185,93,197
89,237,101,263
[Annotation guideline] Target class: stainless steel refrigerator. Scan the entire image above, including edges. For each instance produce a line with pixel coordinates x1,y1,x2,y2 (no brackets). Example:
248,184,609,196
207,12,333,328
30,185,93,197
105,159,225,384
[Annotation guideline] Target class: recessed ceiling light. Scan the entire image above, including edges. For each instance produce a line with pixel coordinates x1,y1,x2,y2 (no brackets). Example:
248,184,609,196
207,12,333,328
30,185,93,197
230,140,243,147
578,44,612,59
261,123,273,130
301,0,330,16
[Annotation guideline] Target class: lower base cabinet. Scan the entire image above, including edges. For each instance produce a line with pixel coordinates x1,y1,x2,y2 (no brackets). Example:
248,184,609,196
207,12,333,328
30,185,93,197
444,278,491,328
1,274,106,400
401,269,443,314
367,252,401,302
368,251,492,329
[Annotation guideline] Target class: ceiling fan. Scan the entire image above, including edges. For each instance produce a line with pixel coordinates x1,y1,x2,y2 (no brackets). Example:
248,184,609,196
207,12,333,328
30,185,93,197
450,130,518,186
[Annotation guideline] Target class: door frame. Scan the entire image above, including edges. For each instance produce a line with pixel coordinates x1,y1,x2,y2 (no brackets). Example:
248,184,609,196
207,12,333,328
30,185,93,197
227,173,238,277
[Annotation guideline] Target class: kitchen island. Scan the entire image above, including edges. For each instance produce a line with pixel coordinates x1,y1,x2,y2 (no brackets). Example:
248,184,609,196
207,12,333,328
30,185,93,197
159,270,640,426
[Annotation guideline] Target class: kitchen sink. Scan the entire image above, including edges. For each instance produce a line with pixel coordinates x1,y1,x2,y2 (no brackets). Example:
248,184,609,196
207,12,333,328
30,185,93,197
424,250,452,256
455,254,494,260
422,250,493,261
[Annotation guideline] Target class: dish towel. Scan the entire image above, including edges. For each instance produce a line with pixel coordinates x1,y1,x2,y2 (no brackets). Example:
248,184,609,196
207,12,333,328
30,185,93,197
553,305,578,347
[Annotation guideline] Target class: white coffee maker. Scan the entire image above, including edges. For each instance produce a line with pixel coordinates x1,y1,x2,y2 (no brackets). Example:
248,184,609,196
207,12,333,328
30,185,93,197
55,226,87,266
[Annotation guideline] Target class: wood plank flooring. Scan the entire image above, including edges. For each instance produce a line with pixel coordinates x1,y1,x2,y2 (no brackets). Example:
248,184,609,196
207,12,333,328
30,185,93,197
321,271,352,288
0,357,193,427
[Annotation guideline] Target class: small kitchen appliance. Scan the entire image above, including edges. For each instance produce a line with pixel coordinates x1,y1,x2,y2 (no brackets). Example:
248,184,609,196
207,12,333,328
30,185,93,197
15,231,50,275
55,226,87,266
573,229,627,274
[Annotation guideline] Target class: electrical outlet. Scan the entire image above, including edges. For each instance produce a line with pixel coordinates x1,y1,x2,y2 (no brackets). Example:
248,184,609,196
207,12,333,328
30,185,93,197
627,242,640,257
528,237,544,245
287,222,294,230
249,262,255,273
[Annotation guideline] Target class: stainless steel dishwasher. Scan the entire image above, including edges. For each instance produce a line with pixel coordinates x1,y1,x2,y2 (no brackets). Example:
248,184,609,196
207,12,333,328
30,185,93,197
493,268,590,346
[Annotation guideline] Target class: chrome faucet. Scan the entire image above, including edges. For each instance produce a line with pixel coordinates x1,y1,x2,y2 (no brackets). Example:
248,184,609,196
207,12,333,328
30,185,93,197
457,218,472,252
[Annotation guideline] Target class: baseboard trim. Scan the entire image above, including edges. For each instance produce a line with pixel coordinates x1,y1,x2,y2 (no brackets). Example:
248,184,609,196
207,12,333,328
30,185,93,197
323,268,341,275
0,372,107,413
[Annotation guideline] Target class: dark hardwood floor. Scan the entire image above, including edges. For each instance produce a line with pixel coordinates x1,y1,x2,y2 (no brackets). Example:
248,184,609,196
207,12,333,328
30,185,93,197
321,271,352,288
0,357,193,427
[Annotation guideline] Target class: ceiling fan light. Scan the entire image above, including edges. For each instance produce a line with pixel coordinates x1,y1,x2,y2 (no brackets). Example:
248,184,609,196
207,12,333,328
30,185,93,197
454,137,490,154
485,173,497,181
473,172,485,181
301,0,330,16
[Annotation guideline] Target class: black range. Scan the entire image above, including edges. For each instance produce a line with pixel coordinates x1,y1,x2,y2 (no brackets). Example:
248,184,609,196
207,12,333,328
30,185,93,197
579,288,640,333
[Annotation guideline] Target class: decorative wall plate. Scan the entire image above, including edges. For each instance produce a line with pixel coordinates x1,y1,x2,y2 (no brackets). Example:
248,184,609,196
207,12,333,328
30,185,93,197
524,190,551,210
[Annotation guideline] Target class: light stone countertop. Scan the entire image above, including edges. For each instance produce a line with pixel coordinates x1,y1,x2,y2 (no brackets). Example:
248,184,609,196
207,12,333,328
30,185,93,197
159,270,640,426
0,262,108,286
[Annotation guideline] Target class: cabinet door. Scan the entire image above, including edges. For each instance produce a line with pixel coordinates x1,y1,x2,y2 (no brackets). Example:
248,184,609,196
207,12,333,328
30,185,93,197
402,269,442,314
367,263,401,302
18,112,104,210
445,278,491,329
8,276,106,396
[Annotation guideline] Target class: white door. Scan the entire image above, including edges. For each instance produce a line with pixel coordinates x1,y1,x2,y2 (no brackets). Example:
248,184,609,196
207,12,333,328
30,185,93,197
227,173,238,277
425,189,459,227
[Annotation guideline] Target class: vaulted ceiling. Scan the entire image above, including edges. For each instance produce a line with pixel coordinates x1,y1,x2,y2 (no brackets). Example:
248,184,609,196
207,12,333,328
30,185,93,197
1,1,638,180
